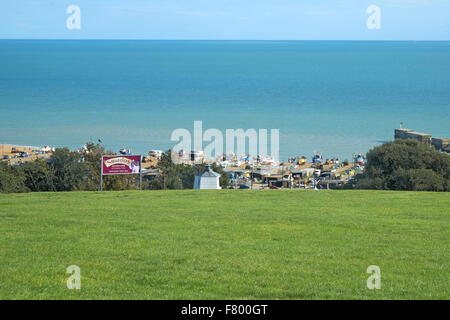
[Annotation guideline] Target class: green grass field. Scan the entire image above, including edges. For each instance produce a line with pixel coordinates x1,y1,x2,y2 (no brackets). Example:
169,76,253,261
0,190,448,299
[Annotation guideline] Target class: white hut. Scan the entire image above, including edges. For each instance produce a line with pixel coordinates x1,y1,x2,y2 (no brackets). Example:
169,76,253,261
194,165,221,189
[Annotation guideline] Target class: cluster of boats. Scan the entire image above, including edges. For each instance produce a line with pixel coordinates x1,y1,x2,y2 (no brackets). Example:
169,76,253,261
118,147,365,169
164,149,278,167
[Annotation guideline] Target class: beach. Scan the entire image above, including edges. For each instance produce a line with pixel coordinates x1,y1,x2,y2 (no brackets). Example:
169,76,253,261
0,143,51,165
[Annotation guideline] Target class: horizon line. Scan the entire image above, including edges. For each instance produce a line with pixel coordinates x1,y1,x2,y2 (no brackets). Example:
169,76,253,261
1,38,450,42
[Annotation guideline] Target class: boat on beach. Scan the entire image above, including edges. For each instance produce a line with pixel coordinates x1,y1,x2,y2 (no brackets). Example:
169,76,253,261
354,154,365,165
312,154,323,164
119,148,132,155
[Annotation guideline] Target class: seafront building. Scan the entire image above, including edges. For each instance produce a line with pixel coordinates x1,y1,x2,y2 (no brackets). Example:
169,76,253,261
193,165,221,189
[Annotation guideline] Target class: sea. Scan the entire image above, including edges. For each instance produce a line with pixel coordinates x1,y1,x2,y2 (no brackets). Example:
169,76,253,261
0,40,449,161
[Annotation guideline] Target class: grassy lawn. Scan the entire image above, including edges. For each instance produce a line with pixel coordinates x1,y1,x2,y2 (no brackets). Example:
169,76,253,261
0,190,448,299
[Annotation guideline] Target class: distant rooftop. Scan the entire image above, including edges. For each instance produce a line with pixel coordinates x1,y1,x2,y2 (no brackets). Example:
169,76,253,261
196,165,220,178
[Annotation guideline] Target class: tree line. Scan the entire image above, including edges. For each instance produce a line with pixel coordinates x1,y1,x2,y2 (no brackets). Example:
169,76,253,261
0,143,229,193
1,139,448,193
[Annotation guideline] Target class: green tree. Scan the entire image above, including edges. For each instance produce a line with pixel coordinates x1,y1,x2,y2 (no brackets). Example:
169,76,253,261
0,162,29,193
80,142,105,190
358,139,450,191
21,158,53,192
211,163,230,189
49,148,89,191
153,150,186,189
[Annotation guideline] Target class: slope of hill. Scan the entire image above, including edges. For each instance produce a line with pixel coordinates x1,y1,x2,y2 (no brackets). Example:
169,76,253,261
0,190,448,299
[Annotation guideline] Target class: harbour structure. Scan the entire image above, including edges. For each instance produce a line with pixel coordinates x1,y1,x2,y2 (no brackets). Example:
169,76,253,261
431,137,450,153
394,128,449,153
394,128,432,144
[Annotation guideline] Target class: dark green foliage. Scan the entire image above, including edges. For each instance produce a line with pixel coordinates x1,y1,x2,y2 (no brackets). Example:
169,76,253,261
21,159,53,192
211,163,230,189
358,139,450,191
148,150,182,190
48,148,89,191
177,164,197,189
389,169,446,191
79,142,105,190
0,162,29,193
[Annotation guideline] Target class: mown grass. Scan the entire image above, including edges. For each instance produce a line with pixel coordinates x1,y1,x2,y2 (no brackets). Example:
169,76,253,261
0,190,448,299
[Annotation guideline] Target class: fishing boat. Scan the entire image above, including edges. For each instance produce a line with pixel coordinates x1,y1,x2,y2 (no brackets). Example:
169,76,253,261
312,154,323,164
119,148,131,155
297,156,307,165
354,154,365,165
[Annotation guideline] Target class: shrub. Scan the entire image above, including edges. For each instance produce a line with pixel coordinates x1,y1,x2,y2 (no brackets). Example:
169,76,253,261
0,162,29,193
357,139,449,191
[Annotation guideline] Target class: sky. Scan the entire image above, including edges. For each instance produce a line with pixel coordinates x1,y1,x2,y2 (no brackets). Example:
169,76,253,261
0,0,449,40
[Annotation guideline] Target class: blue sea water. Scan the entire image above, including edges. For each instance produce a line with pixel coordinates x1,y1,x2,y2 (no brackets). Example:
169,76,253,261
0,40,449,160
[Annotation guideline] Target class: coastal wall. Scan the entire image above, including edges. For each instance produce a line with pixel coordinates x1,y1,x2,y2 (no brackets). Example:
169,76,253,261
395,128,449,153
394,129,432,144
431,137,450,152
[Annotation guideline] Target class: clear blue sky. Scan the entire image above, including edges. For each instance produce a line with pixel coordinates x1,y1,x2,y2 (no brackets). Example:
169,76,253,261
1,0,449,40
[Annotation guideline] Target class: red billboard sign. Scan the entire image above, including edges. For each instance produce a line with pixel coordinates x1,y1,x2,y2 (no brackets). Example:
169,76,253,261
102,155,141,175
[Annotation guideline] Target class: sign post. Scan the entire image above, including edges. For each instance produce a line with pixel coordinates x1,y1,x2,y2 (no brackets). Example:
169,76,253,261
100,155,142,191
100,160,103,191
